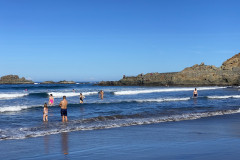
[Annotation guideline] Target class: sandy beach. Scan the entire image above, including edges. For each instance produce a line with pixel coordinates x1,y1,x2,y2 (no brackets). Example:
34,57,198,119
1,113,240,160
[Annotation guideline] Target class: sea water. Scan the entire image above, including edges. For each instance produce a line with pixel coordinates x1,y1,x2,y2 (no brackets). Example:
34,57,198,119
0,84,239,140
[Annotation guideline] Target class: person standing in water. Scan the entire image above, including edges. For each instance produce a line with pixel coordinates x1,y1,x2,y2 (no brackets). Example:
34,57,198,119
48,94,54,106
43,103,48,122
99,90,104,100
59,96,68,122
80,93,85,104
193,88,198,97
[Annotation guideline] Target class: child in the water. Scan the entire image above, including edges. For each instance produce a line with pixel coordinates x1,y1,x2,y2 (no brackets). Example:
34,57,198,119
43,103,48,122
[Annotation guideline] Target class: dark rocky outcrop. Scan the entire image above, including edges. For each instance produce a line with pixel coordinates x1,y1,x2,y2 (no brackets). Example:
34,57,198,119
0,75,34,84
40,81,56,84
98,53,240,86
58,80,76,84
40,80,76,84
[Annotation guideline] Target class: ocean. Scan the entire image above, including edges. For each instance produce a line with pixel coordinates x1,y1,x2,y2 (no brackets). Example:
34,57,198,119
0,83,239,141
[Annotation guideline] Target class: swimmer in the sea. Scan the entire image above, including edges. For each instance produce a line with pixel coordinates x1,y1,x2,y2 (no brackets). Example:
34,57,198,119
48,94,54,106
80,93,85,104
99,90,104,100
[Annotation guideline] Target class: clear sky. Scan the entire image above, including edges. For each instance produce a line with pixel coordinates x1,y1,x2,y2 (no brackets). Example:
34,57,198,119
0,0,239,82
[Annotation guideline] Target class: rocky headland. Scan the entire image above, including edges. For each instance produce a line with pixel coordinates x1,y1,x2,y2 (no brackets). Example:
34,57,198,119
0,75,34,84
98,53,240,86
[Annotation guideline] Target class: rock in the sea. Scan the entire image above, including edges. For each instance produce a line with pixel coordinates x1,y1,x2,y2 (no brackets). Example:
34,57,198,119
40,81,56,84
40,80,76,84
58,80,76,84
0,75,34,84
98,53,240,86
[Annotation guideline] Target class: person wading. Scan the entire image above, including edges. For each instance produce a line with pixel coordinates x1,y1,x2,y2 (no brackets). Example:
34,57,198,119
59,96,68,122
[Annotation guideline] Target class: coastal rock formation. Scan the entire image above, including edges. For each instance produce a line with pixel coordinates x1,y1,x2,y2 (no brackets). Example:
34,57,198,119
40,80,76,84
40,81,56,84
221,53,240,71
98,53,240,86
0,75,34,84
58,80,76,84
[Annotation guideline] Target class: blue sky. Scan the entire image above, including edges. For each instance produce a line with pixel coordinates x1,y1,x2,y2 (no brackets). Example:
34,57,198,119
0,0,239,82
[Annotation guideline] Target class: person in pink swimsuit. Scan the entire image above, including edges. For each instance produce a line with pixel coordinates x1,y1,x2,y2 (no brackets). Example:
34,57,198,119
49,94,54,106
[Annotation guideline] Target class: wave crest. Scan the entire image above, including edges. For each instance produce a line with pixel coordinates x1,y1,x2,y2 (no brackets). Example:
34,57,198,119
0,93,28,100
0,105,41,113
48,91,98,98
207,95,240,99
114,87,226,95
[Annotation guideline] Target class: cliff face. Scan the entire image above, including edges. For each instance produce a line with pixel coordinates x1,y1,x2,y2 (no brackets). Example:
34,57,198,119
0,75,34,84
98,53,240,86
221,53,240,71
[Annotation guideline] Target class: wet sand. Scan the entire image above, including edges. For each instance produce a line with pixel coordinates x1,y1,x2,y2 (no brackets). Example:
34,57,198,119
1,113,240,160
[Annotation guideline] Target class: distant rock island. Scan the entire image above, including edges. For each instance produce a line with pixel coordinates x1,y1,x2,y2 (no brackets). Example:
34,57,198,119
98,53,240,86
0,75,34,84
0,75,77,85
40,80,76,84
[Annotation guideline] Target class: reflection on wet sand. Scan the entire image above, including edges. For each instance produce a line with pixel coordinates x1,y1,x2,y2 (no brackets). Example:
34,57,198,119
62,132,69,155
44,135,49,154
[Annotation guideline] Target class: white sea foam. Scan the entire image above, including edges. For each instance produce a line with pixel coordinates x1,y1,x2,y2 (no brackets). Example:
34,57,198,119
207,95,240,99
88,97,191,104
1,109,239,140
0,93,28,100
48,91,98,98
0,105,41,113
114,87,226,95
135,97,190,103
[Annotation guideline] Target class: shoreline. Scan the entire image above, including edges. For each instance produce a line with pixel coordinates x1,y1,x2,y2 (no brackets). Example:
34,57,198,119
1,113,240,159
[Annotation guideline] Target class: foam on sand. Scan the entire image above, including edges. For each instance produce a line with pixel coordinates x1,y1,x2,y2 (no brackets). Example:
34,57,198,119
1,108,239,140
114,87,226,95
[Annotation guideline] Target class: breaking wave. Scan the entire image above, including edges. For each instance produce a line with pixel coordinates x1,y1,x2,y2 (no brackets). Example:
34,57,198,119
0,97,190,113
0,93,28,100
114,87,227,95
134,97,190,103
48,91,98,98
1,109,239,140
82,97,191,105
0,105,41,113
207,95,240,99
